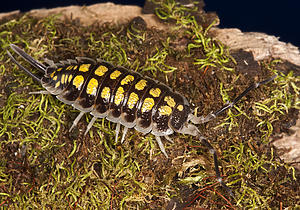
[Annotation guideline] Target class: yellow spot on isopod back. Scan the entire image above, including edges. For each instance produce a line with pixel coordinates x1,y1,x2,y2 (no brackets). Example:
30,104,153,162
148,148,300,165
141,98,155,113
55,81,61,88
149,88,161,98
164,96,176,108
50,71,55,78
159,105,172,116
121,75,134,85
53,75,58,81
95,65,108,76
73,75,84,90
86,78,99,96
56,68,63,72
177,104,184,111
114,87,125,105
110,70,122,79
68,74,73,83
61,74,65,84
127,92,139,109
66,66,73,70
79,64,91,72
64,74,69,84
135,79,147,90
101,87,110,100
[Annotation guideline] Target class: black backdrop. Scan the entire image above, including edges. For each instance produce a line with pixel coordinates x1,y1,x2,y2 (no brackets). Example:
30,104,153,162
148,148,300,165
1,0,299,47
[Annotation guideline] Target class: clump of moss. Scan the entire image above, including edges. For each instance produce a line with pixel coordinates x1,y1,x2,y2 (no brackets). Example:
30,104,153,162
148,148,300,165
151,0,299,209
0,0,299,209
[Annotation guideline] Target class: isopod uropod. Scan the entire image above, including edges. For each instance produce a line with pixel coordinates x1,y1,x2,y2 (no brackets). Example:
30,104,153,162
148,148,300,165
7,44,277,197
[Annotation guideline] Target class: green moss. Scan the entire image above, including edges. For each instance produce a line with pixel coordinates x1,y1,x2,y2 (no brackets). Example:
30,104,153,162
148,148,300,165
152,0,235,72
254,61,300,142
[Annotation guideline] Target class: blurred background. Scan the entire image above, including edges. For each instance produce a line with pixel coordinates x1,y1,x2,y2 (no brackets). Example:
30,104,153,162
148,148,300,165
1,0,299,47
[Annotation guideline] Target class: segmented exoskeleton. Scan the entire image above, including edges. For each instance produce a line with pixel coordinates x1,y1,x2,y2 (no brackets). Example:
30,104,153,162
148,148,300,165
7,44,278,197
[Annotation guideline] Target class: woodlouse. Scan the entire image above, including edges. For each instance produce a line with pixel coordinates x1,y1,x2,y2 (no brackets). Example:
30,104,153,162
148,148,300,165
7,44,277,197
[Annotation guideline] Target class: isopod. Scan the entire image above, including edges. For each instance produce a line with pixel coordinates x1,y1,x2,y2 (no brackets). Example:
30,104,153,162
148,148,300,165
7,44,277,197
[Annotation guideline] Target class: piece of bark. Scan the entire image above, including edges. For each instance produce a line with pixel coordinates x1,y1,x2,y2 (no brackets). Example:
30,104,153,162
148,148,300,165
210,28,300,66
272,113,300,169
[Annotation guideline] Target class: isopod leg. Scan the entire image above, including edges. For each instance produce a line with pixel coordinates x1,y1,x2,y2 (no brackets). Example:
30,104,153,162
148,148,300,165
29,90,50,94
155,136,168,158
84,116,97,136
115,123,121,143
69,111,85,132
121,127,128,144
164,135,174,143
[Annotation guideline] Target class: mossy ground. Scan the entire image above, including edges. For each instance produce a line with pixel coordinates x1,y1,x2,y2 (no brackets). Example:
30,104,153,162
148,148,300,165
0,1,299,209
